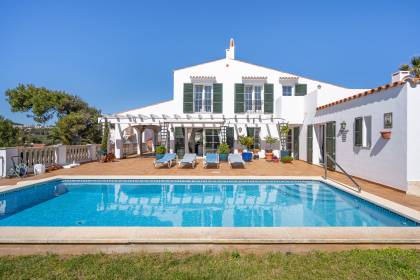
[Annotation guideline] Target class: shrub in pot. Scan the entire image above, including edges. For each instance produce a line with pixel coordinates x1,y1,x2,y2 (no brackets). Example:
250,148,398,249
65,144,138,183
217,143,230,161
264,136,278,161
155,145,166,160
281,155,294,163
239,136,254,161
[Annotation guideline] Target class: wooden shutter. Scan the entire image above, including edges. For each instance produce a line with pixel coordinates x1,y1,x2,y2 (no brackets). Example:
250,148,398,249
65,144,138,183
183,83,193,113
234,84,244,113
326,121,336,170
213,83,223,113
307,125,313,163
264,83,273,113
293,127,300,159
295,84,307,96
354,117,363,146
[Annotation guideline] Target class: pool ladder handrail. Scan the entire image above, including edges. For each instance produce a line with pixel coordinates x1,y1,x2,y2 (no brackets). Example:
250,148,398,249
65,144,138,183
323,154,362,193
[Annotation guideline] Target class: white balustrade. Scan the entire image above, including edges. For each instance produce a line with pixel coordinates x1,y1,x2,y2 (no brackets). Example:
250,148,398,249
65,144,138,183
0,144,101,177
17,146,58,171
65,145,90,163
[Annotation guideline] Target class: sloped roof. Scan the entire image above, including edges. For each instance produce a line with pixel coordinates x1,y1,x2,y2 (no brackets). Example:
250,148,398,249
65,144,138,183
316,78,419,111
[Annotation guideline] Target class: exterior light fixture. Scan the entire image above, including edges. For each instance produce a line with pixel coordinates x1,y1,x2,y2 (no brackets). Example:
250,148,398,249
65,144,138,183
340,121,346,131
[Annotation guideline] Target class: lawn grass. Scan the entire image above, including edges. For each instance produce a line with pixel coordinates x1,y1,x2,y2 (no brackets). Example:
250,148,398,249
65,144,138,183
0,249,418,279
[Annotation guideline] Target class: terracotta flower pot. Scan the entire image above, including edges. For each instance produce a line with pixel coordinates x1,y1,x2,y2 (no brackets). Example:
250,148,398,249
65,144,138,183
265,152,273,161
380,131,392,139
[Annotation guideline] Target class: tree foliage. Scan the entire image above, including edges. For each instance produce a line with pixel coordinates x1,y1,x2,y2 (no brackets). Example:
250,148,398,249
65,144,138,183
5,84,101,145
0,115,21,147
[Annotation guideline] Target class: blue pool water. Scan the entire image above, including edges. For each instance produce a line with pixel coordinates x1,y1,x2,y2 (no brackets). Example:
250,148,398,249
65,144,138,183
0,179,418,227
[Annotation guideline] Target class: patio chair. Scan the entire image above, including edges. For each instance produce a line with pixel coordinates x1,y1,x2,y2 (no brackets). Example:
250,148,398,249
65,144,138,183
228,153,245,168
178,153,197,168
9,155,28,178
203,153,219,168
153,153,177,168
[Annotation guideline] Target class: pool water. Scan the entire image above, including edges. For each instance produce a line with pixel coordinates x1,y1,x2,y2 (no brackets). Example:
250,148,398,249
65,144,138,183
0,179,418,227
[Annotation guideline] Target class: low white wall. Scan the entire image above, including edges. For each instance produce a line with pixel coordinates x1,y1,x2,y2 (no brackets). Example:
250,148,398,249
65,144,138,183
306,85,408,191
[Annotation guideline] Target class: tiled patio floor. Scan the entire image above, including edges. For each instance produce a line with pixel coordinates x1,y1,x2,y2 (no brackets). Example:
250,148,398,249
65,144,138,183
1,157,419,211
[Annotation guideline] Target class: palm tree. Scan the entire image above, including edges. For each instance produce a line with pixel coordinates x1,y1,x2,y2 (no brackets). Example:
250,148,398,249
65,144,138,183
410,56,420,77
399,56,420,78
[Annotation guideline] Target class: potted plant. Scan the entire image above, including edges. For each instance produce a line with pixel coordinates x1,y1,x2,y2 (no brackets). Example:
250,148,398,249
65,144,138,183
155,145,166,160
264,136,278,161
281,155,294,163
380,130,392,139
280,124,290,158
217,143,230,161
239,136,254,161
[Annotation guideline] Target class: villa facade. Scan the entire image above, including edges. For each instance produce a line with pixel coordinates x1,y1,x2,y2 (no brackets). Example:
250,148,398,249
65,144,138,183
101,39,420,195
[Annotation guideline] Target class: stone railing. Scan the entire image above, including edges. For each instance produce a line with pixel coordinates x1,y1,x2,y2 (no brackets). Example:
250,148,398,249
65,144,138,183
0,144,100,177
66,145,90,163
18,146,58,170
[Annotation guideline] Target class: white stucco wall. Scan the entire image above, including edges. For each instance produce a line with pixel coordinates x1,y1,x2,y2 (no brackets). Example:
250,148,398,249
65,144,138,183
302,84,408,191
173,59,359,120
406,82,420,182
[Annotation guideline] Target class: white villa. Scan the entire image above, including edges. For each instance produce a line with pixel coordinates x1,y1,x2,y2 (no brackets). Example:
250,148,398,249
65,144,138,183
101,39,420,195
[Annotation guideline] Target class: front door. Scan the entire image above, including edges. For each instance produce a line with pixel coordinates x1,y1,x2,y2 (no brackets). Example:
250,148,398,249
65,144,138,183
293,127,299,159
326,121,336,170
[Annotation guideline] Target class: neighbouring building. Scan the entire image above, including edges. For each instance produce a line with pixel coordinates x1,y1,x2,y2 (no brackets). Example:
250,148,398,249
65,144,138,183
100,39,420,195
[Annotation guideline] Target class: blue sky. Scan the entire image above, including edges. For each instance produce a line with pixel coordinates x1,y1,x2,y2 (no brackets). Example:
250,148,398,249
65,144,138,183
1,0,419,124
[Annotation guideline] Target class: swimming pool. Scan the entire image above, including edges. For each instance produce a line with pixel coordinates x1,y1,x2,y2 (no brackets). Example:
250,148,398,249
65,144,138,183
0,179,418,227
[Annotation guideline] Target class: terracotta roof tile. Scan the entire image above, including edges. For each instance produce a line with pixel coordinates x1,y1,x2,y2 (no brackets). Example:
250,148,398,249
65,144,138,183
316,79,417,111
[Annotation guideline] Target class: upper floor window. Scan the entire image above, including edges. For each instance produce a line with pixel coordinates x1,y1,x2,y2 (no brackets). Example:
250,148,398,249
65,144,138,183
194,85,212,113
244,85,263,113
282,86,292,96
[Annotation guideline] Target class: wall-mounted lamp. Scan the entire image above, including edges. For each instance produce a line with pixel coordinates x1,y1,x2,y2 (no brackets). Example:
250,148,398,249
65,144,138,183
340,121,346,131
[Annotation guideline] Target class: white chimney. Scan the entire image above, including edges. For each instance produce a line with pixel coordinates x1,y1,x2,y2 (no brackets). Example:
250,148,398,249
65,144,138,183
225,38,235,60
392,71,410,83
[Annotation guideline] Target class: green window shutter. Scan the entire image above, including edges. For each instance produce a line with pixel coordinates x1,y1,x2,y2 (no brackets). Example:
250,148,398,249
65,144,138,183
183,83,193,113
354,117,363,146
213,83,223,113
264,83,274,113
234,83,244,113
295,84,307,96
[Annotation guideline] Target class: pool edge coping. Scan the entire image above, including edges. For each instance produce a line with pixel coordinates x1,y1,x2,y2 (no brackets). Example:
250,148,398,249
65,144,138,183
0,175,419,245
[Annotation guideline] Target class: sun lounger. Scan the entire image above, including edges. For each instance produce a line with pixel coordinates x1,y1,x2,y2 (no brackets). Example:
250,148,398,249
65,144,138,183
178,153,197,168
228,153,245,168
203,153,219,168
154,153,177,168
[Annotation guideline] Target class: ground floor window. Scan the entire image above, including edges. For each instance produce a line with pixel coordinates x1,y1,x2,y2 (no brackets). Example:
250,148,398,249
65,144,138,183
205,129,220,154
354,116,371,148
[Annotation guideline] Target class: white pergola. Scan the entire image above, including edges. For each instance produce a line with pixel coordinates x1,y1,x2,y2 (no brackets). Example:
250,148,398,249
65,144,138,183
98,114,288,158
